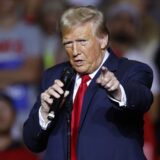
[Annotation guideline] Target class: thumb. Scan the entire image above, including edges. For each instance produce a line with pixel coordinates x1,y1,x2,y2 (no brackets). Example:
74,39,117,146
64,90,70,98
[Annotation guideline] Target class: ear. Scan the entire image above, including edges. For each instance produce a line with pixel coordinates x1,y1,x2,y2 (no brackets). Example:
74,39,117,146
99,35,108,49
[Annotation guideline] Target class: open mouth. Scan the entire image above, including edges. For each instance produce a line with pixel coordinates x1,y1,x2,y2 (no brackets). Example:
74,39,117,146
74,60,83,66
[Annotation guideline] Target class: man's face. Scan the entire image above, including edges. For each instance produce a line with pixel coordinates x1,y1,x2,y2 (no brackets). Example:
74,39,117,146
0,100,15,134
62,22,107,75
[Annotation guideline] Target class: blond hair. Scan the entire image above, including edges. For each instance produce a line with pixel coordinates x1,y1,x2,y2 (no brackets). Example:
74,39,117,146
59,6,109,38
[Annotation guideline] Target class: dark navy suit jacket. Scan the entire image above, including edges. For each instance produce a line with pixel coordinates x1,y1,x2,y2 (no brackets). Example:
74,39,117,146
23,51,153,160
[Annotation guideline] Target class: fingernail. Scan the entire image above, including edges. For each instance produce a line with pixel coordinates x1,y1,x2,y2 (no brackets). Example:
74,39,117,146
101,66,105,70
96,79,100,83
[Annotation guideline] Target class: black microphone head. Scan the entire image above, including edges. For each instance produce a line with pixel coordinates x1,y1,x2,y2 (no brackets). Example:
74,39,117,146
61,67,75,85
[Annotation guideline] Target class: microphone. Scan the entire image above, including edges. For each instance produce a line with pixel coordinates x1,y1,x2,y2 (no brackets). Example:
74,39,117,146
48,67,75,120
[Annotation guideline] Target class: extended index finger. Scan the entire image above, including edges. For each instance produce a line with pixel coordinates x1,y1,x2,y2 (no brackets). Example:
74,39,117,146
101,66,108,76
96,66,108,83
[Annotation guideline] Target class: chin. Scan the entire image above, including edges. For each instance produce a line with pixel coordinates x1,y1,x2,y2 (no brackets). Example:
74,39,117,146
74,68,86,74
73,64,90,74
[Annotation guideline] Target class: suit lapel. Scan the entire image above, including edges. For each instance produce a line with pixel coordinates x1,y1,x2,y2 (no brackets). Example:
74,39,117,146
78,52,119,132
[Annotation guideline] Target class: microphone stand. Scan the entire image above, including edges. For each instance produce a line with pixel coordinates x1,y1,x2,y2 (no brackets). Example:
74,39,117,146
65,95,73,160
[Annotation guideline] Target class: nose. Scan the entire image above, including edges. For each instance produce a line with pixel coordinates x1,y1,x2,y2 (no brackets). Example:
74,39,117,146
72,42,78,56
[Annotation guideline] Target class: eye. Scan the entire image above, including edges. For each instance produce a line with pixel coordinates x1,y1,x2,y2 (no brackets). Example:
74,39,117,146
77,40,88,46
63,41,73,48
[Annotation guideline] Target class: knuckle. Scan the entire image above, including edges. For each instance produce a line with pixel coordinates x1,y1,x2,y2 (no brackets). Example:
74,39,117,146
55,79,63,86
41,93,44,98
113,76,116,81
111,86,115,91
105,83,110,89
54,79,58,83
104,77,109,82
110,73,114,77
115,81,119,87
51,85,58,91
48,87,53,93
41,92,46,99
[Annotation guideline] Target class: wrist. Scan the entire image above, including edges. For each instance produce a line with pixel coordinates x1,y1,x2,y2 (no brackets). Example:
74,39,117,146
39,106,49,123
111,86,121,101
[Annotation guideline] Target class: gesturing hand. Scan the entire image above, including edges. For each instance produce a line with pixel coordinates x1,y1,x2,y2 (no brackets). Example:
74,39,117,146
96,66,121,101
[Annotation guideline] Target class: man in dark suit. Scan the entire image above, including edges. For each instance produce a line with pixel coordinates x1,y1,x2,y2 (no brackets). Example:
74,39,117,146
23,6,153,160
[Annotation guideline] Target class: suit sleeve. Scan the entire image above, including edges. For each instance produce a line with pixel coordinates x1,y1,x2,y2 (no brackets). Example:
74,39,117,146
121,62,153,112
23,71,52,153
23,62,70,153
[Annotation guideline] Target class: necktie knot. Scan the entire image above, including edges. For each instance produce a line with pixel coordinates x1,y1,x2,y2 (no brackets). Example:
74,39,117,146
81,75,90,84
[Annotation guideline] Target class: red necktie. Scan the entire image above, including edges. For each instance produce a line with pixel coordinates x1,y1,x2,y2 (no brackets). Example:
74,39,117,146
71,75,90,160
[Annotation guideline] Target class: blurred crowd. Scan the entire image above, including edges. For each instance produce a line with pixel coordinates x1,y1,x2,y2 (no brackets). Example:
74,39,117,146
0,0,159,159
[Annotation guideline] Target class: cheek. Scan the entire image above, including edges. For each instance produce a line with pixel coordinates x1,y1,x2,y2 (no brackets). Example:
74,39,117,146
86,46,100,60
65,49,72,57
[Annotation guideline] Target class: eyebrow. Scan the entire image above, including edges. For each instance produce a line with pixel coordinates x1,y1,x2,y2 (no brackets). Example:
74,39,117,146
63,41,72,45
76,39,87,42
63,38,88,44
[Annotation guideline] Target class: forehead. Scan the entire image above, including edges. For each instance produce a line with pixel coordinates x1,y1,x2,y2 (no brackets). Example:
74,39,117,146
62,22,96,41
